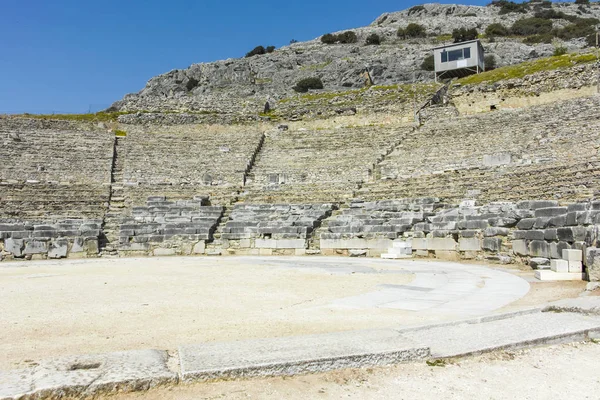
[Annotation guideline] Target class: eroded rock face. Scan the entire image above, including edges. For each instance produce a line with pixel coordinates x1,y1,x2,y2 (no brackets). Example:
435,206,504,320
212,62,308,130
109,3,600,116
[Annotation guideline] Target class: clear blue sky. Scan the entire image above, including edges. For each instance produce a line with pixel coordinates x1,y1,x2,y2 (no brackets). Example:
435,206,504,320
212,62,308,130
1,0,493,114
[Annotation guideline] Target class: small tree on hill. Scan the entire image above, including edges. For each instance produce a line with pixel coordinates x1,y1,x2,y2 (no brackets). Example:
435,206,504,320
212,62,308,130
484,54,497,70
398,23,427,38
246,45,266,58
366,33,382,45
452,27,479,43
421,54,435,71
485,23,509,37
293,77,324,93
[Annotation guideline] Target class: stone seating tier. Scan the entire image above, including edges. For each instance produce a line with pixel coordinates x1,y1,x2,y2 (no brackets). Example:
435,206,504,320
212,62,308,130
0,128,113,184
223,204,335,242
245,126,413,198
121,130,264,186
118,196,224,254
379,97,600,181
0,184,110,220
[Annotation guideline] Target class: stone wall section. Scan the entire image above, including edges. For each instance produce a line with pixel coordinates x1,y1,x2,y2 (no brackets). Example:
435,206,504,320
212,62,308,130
220,203,335,255
118,196,223,256
320,197,600,269
0,219,101,261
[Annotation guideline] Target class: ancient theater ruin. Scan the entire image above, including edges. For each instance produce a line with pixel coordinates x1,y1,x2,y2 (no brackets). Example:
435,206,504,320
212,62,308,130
3,2,600,398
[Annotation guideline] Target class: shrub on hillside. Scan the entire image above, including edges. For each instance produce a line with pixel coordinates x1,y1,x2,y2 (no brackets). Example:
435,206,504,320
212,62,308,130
575,0,590,5
266,46,276,53
321,33,337,44
293,77,324,93
490,0,529,15
452,27,478,43
398,23,427,38
553,46,568,56
523,33,554,44
246,45,266,58
365,33,382,45
337,31,358,44
484,54,497,70
421,54,435,71
321,31,358,45
186,78,199,91
485,23,510,37
510,18,553,36
533,9,576,22
556,20,597,41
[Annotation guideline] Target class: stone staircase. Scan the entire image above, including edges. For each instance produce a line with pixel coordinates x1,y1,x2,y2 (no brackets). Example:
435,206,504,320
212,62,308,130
307,205,343,252
204,205,232,255
100,136,126,256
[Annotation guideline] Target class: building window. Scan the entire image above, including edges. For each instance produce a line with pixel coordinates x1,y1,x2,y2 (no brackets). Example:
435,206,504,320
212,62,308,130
442,47,471,63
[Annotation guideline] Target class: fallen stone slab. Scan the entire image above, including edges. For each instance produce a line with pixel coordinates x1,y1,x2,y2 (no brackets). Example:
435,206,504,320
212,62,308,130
398,311,600,359
543,297,600,315
179,329,430,381
0,349,176,400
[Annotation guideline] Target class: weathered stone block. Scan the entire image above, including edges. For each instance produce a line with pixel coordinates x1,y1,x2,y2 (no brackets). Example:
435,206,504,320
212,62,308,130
550,241,571,259
544,228,558,241
5,238,25,257
585,248,600,281
484,227,509,237
551,259,569,273
557,227,587,243
84,239,99,255
517,200,559,210
411,238,429,250
483,237,502,252
533,217,550,229
459,238,481,252
153,248,176,256
24,240,48,255
547,215,566,228
512,240,528,256
428,238,456,251
562,249,583,262
48,240,68,259
529,240,550,258
568,261,583,273
534,207,568,218
516,218,536,230
193,241,206,254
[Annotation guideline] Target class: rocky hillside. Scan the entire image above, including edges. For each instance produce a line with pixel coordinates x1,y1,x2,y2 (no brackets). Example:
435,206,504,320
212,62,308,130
109,2,600,117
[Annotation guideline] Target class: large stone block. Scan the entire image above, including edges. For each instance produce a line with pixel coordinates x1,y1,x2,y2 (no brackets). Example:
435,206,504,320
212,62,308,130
512,240,528,256
48,240,68,259
562,249,583,262
517,200,559,210
459,238,481,252
427,238,456,251
585,247,600,282
550,241,571,259
24,240,48,255
516,218,536,230
534,207,568,218
4,238,25,257
411,238,429,250
483,238,502,252
557,227,587,243
529,240,550,258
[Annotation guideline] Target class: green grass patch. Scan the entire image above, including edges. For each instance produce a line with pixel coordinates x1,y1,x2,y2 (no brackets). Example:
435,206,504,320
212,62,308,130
114,129,127,137
300,60,332,71
16,111,130,122
458,52,597,85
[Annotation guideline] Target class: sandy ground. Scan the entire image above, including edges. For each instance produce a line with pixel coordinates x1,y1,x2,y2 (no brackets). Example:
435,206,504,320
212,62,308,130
0,256,587,370
112,342,600,400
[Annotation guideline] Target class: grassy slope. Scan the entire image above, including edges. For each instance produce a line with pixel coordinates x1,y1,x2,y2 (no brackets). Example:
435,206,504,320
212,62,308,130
458,52,597,85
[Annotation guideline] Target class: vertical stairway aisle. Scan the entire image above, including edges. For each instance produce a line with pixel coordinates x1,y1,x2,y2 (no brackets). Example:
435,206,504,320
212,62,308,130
99,136,126,256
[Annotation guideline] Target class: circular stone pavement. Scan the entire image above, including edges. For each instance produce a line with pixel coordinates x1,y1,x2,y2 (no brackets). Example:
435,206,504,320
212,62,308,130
0,256,532,369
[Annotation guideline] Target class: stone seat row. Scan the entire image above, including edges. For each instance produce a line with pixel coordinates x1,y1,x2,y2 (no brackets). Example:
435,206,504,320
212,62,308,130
223,203,335,240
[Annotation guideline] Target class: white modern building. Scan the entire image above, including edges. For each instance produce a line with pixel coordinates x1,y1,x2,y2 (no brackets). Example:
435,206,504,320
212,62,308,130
433,39,485,82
